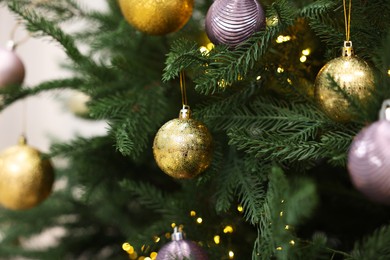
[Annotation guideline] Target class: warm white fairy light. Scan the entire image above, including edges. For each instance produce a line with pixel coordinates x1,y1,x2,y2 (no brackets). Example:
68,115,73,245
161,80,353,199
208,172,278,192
300,55,307,63
150,252,158,259
223,225,234,233
276,246,283,251
190,210,196,217
256,76,262,81
285,225,290,230
196,217,203,224
237,205,243,212
388,69,390,76
214,235,221,244
302,48,311,56
277,67,284,73
228,250,235,259
290,240,295,246
276,35,291,43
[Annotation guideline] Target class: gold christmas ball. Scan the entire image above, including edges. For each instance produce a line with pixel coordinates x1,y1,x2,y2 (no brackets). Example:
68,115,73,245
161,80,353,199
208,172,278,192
0,137,54,210
118,0,194,35
153,108,213,179
67,90,90,118
314,55,375,122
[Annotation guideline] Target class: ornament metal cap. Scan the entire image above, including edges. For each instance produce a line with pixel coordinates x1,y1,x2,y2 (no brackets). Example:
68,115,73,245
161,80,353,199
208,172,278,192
172,227,184,241
342,41,354,57
379,100,390,121
18,135,27,145
6,40,16,51
179,105,191,119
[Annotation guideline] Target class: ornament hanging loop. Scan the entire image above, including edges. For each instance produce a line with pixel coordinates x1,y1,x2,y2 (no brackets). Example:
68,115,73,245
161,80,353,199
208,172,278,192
343,0,352,42
379,100,390,121
179,71,191,119
7,22,30,51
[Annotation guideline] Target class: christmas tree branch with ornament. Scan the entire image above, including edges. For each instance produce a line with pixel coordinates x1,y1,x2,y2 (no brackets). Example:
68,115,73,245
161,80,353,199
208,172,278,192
1,0,390,259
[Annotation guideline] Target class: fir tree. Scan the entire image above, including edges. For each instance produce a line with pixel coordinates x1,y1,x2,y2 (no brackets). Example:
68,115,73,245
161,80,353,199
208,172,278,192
0,0,389,259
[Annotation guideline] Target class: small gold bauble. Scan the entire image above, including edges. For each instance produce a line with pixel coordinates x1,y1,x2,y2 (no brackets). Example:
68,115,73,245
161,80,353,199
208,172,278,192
67,91,90,118
153,108,213,179
314,46,374,122
118,0,194,35
0,137,54,210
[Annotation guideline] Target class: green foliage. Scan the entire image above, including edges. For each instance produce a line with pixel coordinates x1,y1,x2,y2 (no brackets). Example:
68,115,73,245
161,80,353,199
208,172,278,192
1,0,390,259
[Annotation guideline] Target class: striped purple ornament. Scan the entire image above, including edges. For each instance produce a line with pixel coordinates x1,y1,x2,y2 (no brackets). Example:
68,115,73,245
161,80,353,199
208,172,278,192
156,227,208,260
205,0,266,48
348,101,390,205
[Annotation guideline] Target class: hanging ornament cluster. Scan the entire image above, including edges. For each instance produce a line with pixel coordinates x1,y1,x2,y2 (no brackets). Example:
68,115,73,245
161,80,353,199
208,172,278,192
205,0,266,48
153,73,213,179
118,0,194,35
314,0,374,122
348,100,390,205
156,227,208,260
0,41,25,88
0,136,54,210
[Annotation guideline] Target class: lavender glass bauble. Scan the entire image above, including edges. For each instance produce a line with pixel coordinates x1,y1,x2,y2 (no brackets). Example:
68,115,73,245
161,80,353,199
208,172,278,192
156,239,208,260
0,47,25,88
348,120,390,204
205,0,266,48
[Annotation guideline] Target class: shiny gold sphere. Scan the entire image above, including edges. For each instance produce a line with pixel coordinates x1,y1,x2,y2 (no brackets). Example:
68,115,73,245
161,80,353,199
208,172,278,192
0,138,54,210
118,0,194,35
314,55,375,122
153,118,213,179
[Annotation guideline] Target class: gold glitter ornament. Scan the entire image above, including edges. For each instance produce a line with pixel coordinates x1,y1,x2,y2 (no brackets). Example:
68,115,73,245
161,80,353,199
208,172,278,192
314,41,374,122
0,136,54,210
153,106,213,179
118,0,194,35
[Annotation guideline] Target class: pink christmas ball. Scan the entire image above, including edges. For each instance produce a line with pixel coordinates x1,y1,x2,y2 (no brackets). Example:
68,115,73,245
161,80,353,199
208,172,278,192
0,47,25,88
205,0,266,48
348,120,390,204
156,239,208,260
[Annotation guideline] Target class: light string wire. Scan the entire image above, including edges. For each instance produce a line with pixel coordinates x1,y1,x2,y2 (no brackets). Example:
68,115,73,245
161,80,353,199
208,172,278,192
343,0,352,41
180,71,188,107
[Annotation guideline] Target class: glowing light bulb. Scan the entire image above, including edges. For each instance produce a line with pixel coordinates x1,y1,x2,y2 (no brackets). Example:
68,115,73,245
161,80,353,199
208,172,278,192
237,205,243,212
387,69,390,76
153,236,160,243
200,46,209,54
196,217,203,224
276,35,291,43
122,243,133,252
290,240,295,246
223,226,234,233
190,210,196,217
256,76,261,81
285,225,290,230
171,223,176,228
300,55,307,63
276,246,283,251
150,252,158,259
214,235,221,244
228,250,235,259
280,211,284,217
302,48,311,56
277,67,284,73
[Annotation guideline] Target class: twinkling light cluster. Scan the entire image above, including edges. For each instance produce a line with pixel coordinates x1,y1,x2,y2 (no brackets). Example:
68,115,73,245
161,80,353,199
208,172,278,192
300,48,311,63
276,35,291,43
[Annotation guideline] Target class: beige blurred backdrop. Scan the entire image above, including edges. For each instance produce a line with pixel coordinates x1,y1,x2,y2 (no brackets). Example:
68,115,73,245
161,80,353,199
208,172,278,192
0,1,108,153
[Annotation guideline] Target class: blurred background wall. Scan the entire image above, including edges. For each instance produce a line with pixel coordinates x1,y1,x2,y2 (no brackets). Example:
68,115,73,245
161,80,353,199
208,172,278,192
0,1,107,152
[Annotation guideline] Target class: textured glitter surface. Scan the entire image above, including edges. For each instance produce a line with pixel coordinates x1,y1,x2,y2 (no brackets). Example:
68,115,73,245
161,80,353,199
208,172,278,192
0,47,25,87
0,142,54,210
156,239,208,260
348,120,390,205
314,55,374,122
119,0,194,35
153,118,213,179
205,0,266,47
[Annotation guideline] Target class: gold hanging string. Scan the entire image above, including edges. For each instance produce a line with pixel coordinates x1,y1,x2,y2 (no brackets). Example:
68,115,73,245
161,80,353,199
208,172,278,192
343,0,352,41
179,71,188,107
21,100,27,138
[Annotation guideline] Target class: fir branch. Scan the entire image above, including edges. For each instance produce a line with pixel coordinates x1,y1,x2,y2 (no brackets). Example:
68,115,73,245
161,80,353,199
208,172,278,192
0,78,84,110
350,225,390,260
8,1,83,62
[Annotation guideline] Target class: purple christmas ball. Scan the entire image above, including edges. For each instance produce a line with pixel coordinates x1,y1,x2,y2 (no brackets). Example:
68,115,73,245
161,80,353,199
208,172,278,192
156,227,208,260
348,120,390,204
156,239,208,260
205,0,266,48
0,46,25,88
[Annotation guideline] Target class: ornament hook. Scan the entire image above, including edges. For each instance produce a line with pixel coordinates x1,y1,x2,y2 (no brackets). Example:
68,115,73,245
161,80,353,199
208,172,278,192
171,226,184,241
7,22,30,51
379,100,390,121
